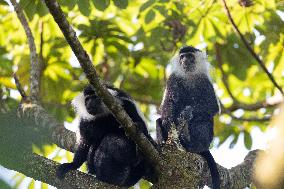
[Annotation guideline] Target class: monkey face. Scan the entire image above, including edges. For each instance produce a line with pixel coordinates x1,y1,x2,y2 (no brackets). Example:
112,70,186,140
83,86,107,115
179,46,200,72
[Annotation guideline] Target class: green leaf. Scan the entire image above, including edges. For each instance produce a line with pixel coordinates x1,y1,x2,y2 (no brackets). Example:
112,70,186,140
113,0,128,9
59,0,77,9
145,10,156,24
92,0,110,11
78,0,91,16
0,0,8,5
229,133,239,149
19,0,37,20
139,0,155,12
244,131,252,149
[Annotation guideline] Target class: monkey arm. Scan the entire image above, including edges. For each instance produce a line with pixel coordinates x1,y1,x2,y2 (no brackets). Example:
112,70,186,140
56,139,90,179
161,75,184,125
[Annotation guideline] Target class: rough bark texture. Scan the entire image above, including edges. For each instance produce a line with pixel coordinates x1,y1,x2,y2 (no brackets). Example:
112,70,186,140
0,153,121,189
10,0,41,102
16,102,259,188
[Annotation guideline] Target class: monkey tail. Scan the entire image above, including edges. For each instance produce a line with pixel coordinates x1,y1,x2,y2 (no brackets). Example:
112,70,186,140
199,150,220,189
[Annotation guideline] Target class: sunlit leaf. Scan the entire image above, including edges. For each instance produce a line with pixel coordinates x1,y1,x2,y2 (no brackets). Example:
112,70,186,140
145,9,156,24
244,131,253,149
140,0,155,12
92,0,110,11
113,0,128,9
78,0,91,16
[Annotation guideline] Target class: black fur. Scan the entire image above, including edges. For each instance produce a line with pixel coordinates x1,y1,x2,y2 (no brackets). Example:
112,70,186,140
56,85,154,187
157,46,220,189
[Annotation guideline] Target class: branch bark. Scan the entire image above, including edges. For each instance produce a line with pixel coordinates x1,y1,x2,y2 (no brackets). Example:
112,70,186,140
221,0,284,95
0,153,120,189
200,150,260,189
10,0,41,102
43,0,160,172
6,100,259,188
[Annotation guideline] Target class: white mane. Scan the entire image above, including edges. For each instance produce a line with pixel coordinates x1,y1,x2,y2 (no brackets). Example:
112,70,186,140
71,88,120,120
170,50,210,79
72,93,95,120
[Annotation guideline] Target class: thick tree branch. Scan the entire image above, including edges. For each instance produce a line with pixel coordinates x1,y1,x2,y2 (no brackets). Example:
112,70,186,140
221,0,284,95
9,102,258,188
20,102,76,152
43,0,160,172
0,153,120,189
10,0,41,102
200,150,260,189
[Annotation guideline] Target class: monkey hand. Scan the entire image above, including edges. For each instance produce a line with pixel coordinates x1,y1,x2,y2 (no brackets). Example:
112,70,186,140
56,163,76,179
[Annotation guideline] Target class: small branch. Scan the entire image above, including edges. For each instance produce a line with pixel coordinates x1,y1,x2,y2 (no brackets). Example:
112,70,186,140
221,0,284,95
220,102,271,122
230,114,271,122
13,73,27,100
215,43,237,101
10,0,41,102
215,43,281,112
200,150,260,189
43,0,160,173
226,100,279,112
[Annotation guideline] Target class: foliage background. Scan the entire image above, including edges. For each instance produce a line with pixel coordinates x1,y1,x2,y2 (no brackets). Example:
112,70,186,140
0,0,283,188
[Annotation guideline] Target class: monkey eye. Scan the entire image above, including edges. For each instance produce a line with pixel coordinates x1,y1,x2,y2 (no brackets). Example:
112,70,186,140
85,94,97,102
179,52,194,60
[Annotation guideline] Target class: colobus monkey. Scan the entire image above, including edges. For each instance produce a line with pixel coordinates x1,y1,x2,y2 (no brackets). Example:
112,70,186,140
56,85,155,187
157,46,220,189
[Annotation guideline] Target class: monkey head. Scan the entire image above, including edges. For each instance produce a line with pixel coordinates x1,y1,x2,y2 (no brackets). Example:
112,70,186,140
71,85,108,120
83,85,108,115
171,45,209,78
179,46,200,72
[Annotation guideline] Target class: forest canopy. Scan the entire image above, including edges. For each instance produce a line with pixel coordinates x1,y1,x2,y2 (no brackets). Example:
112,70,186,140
0,0,283,188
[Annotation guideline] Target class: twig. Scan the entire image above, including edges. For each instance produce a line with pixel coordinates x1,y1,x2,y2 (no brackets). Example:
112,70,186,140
43,0,160,173
215,43,236,101
13,73,27,100
221,0,284,95
215,43,280,112
10,0,41,102
220,102,271,122
230,114,271,122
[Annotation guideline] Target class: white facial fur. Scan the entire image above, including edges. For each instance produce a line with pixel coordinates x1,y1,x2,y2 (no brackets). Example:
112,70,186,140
72,93,95,120
170,50,210,79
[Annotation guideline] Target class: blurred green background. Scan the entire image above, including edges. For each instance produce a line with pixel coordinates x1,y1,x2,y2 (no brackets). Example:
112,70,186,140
0,0,283,188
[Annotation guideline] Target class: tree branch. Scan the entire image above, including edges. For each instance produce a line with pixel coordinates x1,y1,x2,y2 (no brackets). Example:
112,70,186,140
13,102,259,188
221,0,284,95
199,150,260,189
10,0,41,102
215,43,280,112
43,0,160,172
13,73,27,100
1,153,120,189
